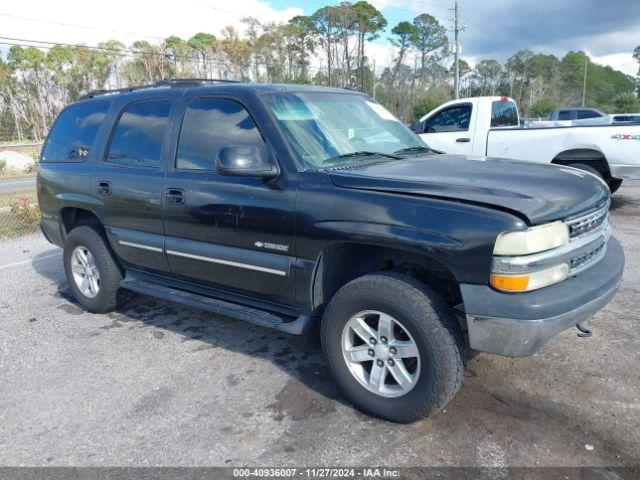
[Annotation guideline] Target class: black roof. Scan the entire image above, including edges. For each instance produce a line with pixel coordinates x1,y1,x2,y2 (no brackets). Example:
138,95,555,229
77,79,358,102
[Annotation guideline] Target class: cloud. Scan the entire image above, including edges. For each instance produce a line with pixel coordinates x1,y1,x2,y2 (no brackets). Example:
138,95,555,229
0,0,303,46
457,0,639,74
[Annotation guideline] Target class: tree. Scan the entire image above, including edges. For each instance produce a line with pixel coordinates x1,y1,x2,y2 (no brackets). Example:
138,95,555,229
410,90,449,120
528,97,558,118
219,26,251,80
130,40,173,83
352,1,386,91
613,93,640,113
98,40,127,88
472,59,502,95
411,14,448,83
287,16,317,82
311,6,340,86
165,36,194,78
389,21,416,85
187,32,217,78
504,49,533,103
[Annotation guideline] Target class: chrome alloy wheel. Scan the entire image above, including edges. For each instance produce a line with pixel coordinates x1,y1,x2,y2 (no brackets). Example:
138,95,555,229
70,245,100,298
341,310,420,398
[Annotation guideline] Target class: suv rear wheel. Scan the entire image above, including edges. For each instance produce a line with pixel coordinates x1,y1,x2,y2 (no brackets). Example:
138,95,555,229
63,226,126,313
321,272,464,423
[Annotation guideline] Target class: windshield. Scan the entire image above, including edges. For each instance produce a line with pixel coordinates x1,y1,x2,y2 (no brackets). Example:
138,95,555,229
266,92,428,168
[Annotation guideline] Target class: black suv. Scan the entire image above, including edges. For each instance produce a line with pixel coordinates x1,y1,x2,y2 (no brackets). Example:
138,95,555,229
38,80,624,422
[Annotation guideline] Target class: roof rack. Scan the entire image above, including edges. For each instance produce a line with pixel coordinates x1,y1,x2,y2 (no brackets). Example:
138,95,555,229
157,78,241,87
78,78,242,100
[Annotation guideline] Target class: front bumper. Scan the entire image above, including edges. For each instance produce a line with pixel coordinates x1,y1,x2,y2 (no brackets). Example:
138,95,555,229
461,236,624,357
609,164,640,180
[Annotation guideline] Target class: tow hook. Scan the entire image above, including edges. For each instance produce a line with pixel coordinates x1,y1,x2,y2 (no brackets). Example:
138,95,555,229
576,323,592,338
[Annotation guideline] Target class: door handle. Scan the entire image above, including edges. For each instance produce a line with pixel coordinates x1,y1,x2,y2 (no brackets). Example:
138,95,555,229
165,188,185,205
456,138,471,143
96,181,111,196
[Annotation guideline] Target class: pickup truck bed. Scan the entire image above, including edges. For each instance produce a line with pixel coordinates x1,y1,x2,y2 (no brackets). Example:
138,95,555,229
415,96,640,190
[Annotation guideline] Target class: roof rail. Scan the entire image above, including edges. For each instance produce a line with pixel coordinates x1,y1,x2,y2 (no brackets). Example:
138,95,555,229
78,83,159,100
157,78,241,87
78,78,242,100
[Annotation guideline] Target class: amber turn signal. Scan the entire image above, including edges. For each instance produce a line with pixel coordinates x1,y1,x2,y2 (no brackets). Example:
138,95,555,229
490,263,570,292
490,274,530,292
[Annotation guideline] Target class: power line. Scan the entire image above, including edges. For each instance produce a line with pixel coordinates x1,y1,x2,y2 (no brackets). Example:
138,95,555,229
0,12,165,41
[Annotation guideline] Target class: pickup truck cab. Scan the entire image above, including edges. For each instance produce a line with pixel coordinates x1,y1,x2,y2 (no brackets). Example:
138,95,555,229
38,81,624,422
412,96,640,193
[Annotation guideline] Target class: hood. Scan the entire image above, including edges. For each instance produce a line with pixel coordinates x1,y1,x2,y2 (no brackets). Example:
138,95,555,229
328,155,609,224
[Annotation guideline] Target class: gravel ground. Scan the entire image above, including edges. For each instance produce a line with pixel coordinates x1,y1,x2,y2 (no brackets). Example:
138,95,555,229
0,181,638,469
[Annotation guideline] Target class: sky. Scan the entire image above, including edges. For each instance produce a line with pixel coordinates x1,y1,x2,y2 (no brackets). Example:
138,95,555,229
0,0,638,76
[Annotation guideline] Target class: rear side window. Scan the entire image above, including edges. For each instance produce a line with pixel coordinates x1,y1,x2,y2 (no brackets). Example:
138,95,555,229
490,101,518,127
424,104,472,133
105,100,171,168
557,111,572,121
176,97,264,171
577,110,601,119
42,101,109,162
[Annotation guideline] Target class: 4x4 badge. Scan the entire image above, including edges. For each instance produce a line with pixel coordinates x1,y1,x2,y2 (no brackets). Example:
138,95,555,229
611,134,640,141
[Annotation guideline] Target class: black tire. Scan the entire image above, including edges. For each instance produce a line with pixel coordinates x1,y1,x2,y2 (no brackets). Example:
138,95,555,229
63,226,126,313
321,272,465,423
567,162,621,194
607,178,623,194
568,162,603,179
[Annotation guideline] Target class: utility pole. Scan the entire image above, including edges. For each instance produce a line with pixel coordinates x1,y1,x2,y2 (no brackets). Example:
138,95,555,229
453,0,461,99
582,57,588,107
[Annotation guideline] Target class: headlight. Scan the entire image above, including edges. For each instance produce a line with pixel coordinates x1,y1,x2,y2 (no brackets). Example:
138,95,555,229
490,263,570,292
494,221,569,255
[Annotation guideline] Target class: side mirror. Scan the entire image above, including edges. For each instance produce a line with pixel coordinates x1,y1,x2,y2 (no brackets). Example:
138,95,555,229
216,145,279,179
410,120,424,134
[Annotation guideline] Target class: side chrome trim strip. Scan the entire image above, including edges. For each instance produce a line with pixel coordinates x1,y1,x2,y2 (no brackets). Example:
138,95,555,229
166,249,287,276
118,240,163,253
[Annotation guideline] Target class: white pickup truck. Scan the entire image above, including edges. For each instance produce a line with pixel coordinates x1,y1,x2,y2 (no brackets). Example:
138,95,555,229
412,96,640,193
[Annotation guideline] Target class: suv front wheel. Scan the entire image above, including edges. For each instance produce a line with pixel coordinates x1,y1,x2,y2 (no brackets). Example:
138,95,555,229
321,272,465,423
63,226,126,313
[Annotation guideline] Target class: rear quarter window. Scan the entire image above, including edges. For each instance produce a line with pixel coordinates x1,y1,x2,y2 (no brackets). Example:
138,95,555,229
490,101,518,127
577,110,602,119
557,111,572,120
105,100,171,169
41,101,109,162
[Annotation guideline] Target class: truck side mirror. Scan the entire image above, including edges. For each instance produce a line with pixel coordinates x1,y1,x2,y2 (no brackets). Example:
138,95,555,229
410,120,424,134
216,145,280,179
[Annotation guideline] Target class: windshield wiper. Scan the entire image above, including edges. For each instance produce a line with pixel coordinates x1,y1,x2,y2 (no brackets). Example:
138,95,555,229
393,146,441,155
323,151,402,164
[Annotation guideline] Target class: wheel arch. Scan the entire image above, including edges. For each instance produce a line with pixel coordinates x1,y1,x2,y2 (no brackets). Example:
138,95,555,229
59,206,106,238
310,242,462,314
551,148,612,179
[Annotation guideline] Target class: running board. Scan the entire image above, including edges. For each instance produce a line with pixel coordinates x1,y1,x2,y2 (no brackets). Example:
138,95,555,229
120,277,313,334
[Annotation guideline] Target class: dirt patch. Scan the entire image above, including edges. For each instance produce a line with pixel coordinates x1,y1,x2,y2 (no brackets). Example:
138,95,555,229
268,377,337,422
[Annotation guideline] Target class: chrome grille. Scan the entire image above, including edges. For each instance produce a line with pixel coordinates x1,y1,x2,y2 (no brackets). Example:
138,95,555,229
566,201,609,238
492,214,611,275
569,243,606,275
